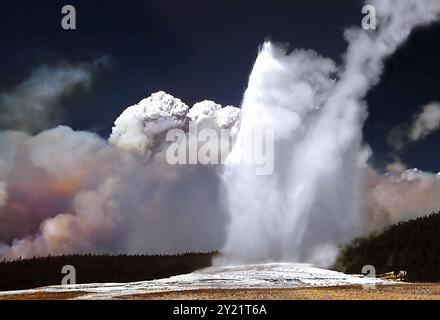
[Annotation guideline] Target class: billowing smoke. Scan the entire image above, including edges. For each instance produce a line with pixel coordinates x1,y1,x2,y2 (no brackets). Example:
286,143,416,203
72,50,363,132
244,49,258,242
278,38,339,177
362,164,440,233
0,57,108,133
0,127,126,257
0,89,240,259
220,0,440,266
109,91,190,157
410,102,440,141
187,100,241,135
388,101,440,151
0,181,7,207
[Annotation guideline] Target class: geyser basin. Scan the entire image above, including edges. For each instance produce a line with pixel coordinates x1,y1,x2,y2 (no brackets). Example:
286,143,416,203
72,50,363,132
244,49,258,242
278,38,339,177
0,263,393,300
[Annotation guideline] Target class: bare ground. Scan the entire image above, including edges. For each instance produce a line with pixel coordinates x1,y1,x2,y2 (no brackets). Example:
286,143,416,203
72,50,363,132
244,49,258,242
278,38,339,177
2,283,440,300
117,283,440,300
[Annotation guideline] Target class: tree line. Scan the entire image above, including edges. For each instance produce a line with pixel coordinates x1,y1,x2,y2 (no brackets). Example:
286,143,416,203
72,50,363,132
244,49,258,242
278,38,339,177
0,252,215,291
339,211,440,282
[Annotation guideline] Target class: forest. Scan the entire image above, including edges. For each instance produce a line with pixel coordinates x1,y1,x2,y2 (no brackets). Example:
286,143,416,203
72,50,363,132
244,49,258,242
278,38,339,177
340,211,440,282
0,252,215,291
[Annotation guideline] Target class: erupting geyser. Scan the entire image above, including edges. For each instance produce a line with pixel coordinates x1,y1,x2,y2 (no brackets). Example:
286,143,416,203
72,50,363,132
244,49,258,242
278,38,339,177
220,43,365,266
220,0,440,266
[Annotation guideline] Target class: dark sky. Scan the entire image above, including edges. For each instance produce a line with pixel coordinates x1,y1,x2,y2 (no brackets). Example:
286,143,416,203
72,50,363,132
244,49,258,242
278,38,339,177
0,0,439,171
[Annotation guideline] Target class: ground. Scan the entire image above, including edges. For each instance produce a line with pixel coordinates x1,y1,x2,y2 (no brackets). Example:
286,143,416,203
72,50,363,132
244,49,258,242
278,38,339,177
1,263,439,300
2,283,440,300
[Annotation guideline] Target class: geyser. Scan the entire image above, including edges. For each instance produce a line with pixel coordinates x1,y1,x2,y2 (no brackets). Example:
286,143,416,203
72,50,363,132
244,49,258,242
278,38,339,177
220,0,440,267
220,43,364,266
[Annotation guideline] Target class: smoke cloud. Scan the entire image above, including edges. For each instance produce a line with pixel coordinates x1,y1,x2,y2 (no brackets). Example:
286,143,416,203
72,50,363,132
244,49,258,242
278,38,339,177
0,58,108,133
388,101,440,151
362,164,440,233
410,102,440,141
0,86,239,259
109,91,190,157
0,181,7,208
188,101,241,135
